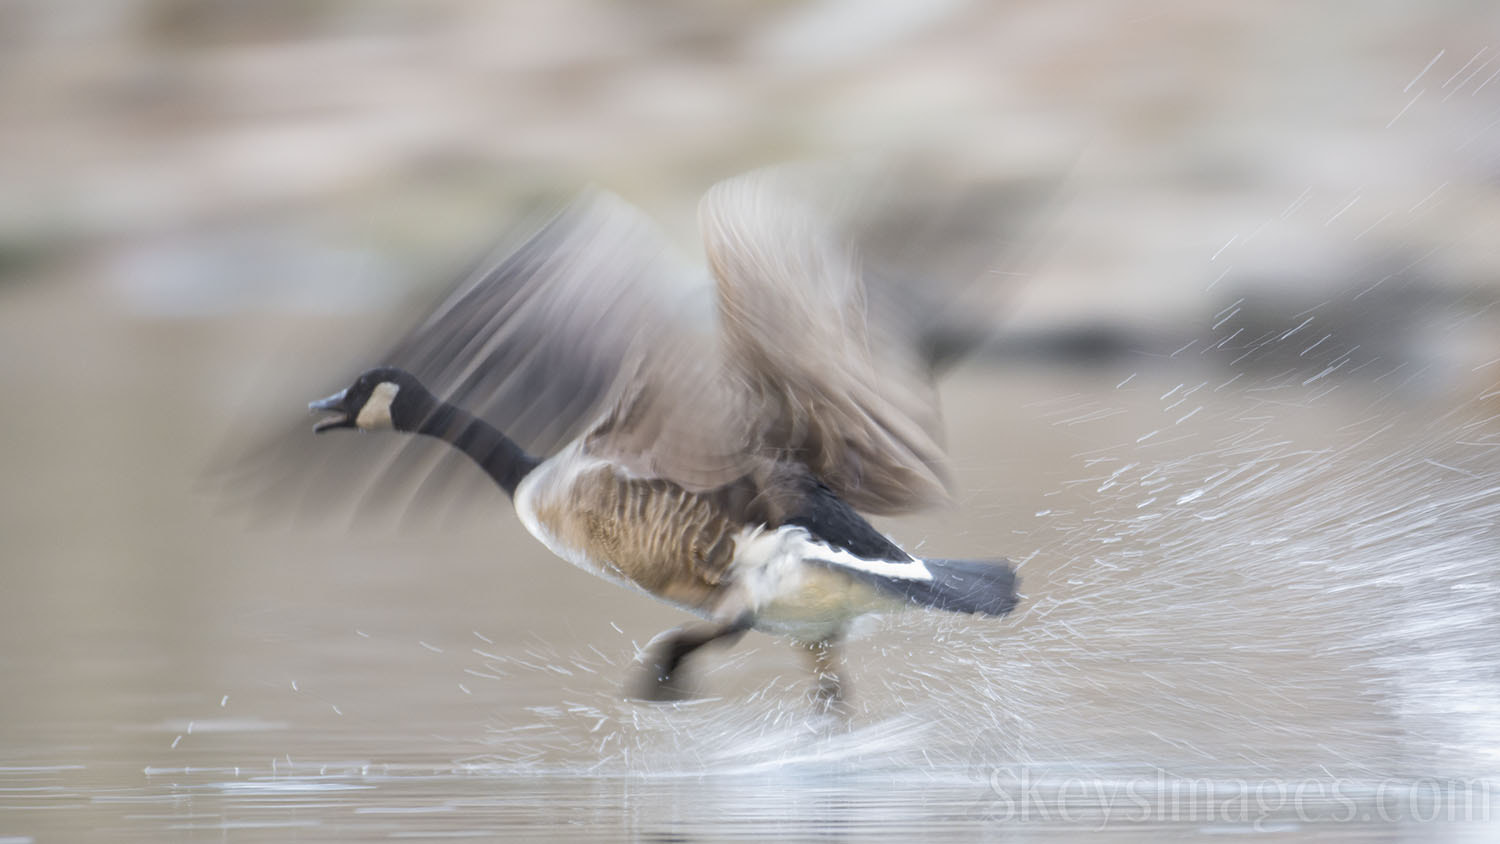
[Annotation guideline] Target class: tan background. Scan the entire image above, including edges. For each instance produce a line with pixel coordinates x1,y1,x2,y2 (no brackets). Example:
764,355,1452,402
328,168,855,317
2,1,1500,840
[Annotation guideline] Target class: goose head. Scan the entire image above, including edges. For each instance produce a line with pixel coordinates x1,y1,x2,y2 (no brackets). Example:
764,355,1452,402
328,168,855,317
308,367,432,433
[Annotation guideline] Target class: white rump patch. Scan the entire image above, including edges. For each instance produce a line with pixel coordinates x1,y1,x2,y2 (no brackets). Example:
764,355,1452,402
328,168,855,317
803,538,933,581
732,525,933,591
356,382,400,430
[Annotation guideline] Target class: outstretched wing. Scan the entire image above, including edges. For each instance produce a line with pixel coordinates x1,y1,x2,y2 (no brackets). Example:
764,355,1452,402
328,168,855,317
697,162,1049,514
218,163,1052,524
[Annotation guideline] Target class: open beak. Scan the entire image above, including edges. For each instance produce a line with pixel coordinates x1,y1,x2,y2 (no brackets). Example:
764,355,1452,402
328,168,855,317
308,388,355,433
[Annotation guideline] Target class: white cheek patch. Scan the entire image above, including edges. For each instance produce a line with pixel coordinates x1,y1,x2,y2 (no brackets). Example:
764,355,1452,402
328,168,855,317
356,382,400,430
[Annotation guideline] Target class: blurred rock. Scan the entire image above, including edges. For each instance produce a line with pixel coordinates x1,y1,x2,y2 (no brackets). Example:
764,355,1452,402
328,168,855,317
0,0,1494,379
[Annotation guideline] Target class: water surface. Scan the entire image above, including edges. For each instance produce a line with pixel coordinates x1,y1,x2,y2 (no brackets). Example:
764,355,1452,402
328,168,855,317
2,284,1499,841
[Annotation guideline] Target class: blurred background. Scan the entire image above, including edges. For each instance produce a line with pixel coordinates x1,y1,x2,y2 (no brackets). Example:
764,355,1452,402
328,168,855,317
3,1,1500,841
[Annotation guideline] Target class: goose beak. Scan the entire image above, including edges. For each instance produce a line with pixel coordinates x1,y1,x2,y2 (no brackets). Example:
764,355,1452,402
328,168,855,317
308,388,354,433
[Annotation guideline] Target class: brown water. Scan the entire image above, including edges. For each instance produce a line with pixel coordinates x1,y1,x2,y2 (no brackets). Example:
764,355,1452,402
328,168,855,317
3,275,1500,841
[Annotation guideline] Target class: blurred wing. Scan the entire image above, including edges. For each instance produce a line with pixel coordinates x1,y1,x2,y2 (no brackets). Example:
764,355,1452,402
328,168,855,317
215,189,736,523
699,162,1051,514
385,189,707,456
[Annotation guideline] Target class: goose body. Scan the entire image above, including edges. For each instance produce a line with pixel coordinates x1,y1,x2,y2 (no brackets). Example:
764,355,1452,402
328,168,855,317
512,440,938,642
303,163,1037,707
513,440,740,615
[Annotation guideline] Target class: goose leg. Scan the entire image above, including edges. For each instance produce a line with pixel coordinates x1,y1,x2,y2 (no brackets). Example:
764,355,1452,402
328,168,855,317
800,638,851,718
631,612,754,701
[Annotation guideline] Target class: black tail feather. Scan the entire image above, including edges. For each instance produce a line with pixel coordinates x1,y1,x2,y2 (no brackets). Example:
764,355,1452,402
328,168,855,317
873,558,1019,616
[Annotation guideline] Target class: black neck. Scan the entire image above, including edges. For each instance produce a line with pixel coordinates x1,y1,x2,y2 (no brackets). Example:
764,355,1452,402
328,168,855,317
414,401,541,498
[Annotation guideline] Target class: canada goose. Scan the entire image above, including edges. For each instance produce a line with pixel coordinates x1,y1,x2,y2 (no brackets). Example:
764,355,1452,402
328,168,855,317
305,164,1037,709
